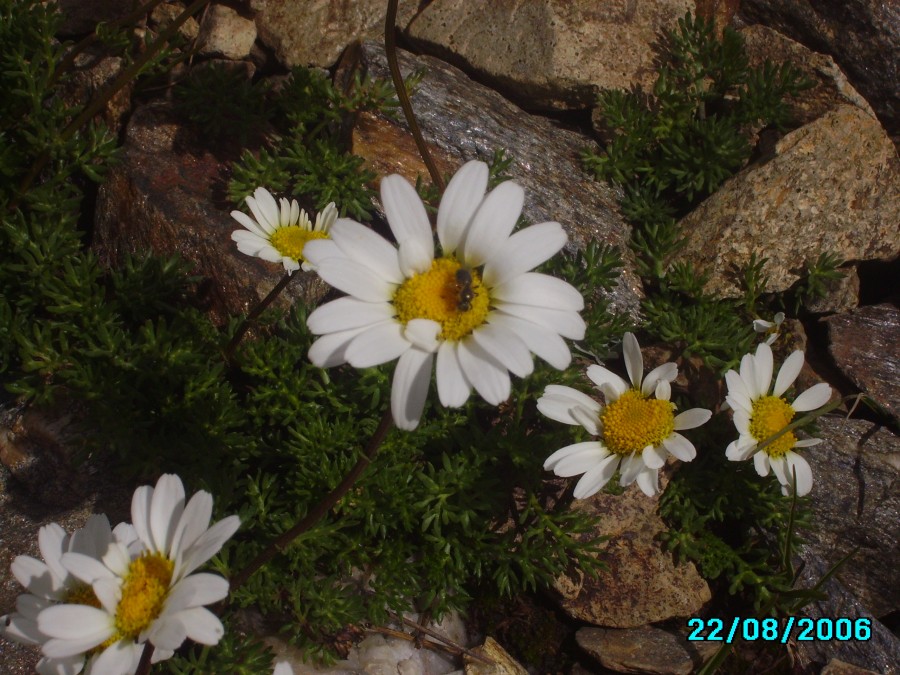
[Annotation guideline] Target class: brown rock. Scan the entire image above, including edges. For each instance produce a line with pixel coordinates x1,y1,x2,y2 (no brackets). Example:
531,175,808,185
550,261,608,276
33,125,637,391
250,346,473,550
553,478,711,628
197,4,257,60
252,0,420,69
801,416,900,618
825,304,900,421
738,0,900,143
674,106,900,298
149,2,200,41
405,0,693,111
92,101,328,326
342,41,643,320
575,625,717,675
59,48,130,134
821,659,883,675
465,637,528,675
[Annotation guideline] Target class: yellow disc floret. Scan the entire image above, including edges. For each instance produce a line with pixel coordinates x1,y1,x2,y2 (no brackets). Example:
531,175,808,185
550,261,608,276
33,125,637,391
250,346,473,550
600,389,675,456
269,227,328,262
113,552,174,640
392,257,490,341
749,395,796,458
64,583,101,608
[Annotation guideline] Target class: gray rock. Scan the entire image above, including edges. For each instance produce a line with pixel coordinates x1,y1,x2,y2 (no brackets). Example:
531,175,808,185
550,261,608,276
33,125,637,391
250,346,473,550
800,416,899,618
821,659,883,675
252,0,420,69
552,468,711,628
825,304,900,422
197,4,257,60
405,0,693,111
149,2,200,42
343,41,643,321
738,0,900,143
673,105,900,299
575,625,717,675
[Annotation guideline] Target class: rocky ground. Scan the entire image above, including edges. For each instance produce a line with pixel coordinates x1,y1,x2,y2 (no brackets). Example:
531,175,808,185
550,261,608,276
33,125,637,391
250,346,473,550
1,1,898,673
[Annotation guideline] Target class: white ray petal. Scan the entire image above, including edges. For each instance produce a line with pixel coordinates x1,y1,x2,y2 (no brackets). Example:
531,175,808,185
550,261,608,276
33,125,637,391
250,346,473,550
307,298,396,334
437,160,489,253
487,314,572,370
457,339,510,405
460,181,524,267
791,383,832,412
435,341,471,407
327,219,404,284
391,349,433,430
494,304,585,340
381,175,432,251
573,454,620,499
471,322,533,378
662,432,697,462
622,333,643,389
481,221,567,287
773,350,804,396
491,272,584,311
313,257,395,303
345,322,410,368
674,408,712,430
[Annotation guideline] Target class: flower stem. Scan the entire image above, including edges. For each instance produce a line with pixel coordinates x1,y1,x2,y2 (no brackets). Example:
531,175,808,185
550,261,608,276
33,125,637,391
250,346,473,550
223,272,294,361
135,642,155,675
229,406,395,592
384,0,445,193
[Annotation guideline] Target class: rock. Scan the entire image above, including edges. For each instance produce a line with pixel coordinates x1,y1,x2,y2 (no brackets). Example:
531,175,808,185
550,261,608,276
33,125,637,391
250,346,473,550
792,552,900,674
801,416,900,618
341,41,643,320
56,0,142,36
465,637,528,675
821,659,883,675
739,24,878,128
825,304,900,422
252,0,420,69
197,4,257,60
58,47,130,134
552,475,711,628
575,626,717,675
92,101,328,326
149,1,200,41
803,265,860,315
405,0,693,111
738,0,900,143
673,105,900,299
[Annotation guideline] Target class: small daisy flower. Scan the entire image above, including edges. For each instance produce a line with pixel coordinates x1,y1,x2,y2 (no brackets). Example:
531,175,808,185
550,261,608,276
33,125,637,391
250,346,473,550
724,342,832,496
231,187,337,273
753,311,785,345
0,515,130,675
538,333,712,498
303,160,585,430
37,474,241,673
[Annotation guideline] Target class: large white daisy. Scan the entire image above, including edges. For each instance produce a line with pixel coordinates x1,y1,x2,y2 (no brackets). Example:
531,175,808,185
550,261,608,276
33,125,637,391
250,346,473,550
538,333,712,498
0,515,130,675
37,474,241,673
231,187,337,273
303,160,585,430
724,342,832,496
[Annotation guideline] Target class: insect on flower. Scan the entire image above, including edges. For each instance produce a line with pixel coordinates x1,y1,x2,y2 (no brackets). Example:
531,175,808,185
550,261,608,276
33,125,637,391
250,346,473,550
454,267,476,312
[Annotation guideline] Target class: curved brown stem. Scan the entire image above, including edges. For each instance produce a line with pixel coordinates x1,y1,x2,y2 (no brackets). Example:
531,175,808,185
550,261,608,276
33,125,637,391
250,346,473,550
223,272,294,361
134,642,154,675
384,0,445,193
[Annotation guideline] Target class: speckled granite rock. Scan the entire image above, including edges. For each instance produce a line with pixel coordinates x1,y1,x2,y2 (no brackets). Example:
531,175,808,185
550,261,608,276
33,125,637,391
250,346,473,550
674,105,900,300
197,4,257,60
405,0,693,110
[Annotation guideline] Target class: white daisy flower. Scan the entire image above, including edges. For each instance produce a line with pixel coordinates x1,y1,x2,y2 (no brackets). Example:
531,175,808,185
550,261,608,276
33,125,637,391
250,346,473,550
0,515,132,675
37,474,241,674
231,187,337,273
273,662,295,675
724,342,832,496
538,333,712,498
753,311,785,345
303,160,585,430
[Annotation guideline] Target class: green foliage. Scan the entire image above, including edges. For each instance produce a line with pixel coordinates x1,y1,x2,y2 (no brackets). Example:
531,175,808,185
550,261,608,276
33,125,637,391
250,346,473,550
227,66,412,220
164,621,275,674
787,251,846,314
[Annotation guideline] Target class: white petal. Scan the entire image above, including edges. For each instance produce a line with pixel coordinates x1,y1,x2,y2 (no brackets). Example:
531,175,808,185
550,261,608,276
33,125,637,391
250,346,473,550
471,322,533,378
391,349,433,431
71,515,113,560
492,272,584,311
536,385,602,427
794,437,823,447
544,441,603,471
634,467,660,496
586,365,628,399
37,524,67,586
397,236,433,276
726,438,757,461
381,175,432,252
654,379,671,401
164,574,229,614
435,342,471,407
89,640,140,675
769,454,787,484
622,333,643,389
754,451,771,477
773,350,804,397
38,605,111,644
570,405,601,436
753,343,774,398
327,220,405,284
246,188,279,234
732,409,751,435
642,444,667,469
274,662,295,675
309,297,393,336
572,454,620,499
59,553,111,587
178,516,241,579
11,557,55,599
150,474,185,557
619,452,645,485
673,408,712,430
35,653,85,675
784,452,813,496
345,322,410,368
92,577,121,615
724,370,753,415
308,326,369,368
170,490,213,566
147,615,188,651
460,181,524,267
437,160,489,253
457,339,511,406
642,362,677,396
130,485,153,555
299,238,339,265
487,314,572,370
403,318,441,353
230,209,267,238
313,257,395,303
494,304,585,340
552,443,608,477
753,319,774,332
792,383,832,412
662,433,697,462
181,607,225,645
481,221,567,287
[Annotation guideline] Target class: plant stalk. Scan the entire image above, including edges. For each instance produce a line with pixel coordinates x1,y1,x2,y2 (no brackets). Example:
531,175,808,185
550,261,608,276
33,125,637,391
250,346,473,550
223,271,295,360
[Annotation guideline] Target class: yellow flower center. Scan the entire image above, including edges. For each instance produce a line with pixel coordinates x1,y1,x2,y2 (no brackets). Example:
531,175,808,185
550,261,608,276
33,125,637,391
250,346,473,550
749,395,796,458
269,226,328,262
393,257,490,341
64,583,101,608
112,552,174,641
600,389,675,456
